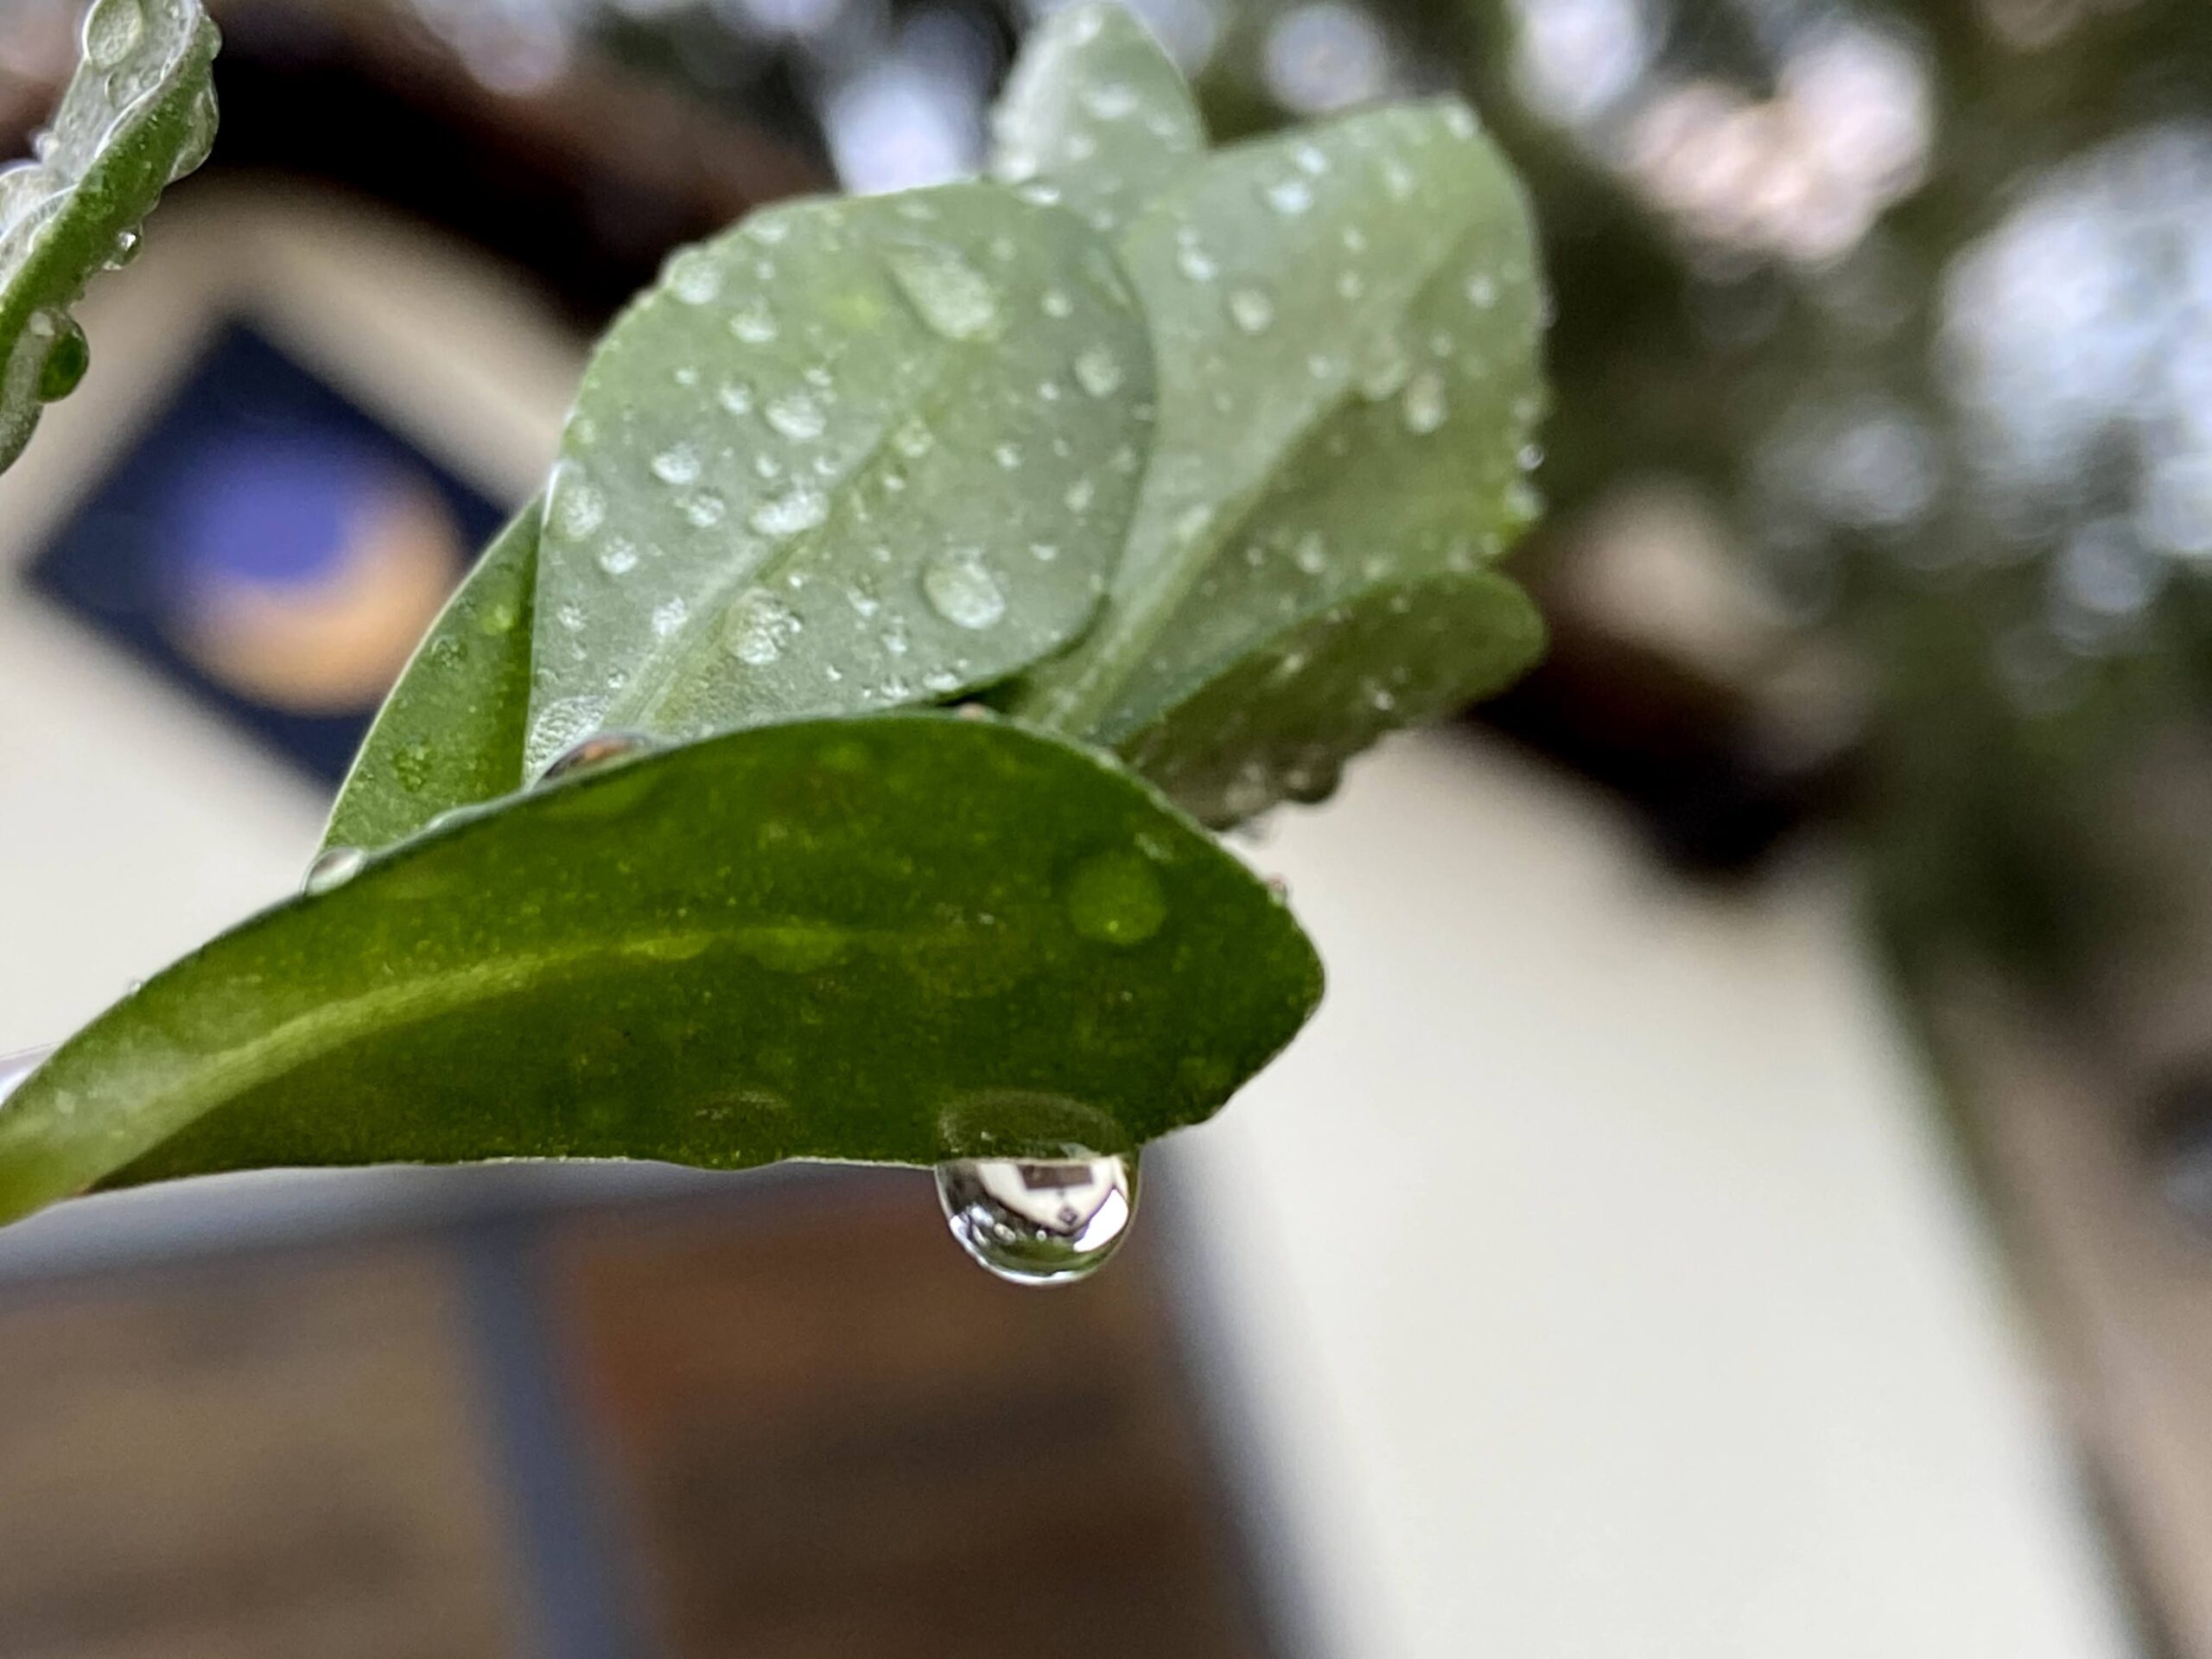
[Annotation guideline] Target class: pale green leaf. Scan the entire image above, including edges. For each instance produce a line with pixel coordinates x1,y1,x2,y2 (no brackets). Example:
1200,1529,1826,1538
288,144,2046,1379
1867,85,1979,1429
529,181,1157,774
989,3,1206,238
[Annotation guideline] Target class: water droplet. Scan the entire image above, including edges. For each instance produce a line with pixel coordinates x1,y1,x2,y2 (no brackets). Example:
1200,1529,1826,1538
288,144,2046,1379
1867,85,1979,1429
1519,442,1545,472
1382,157,1416,200
1031,542,1059,563
550,468,606,539
1041,288,1075,320
1294,531,1329,575
724,588,801,665
935,1154,1138,1287
105,226,141,270
995,442,1024,471
718,380,754,416
1175,238,1218,283
36,315,86,403
652,445,702,486
922,549,1007,631
1444,105,1478,140
1229,288,1275,335
1357,334,1412,401
1065,478,1096,515
1466,272,1497,308
730,301,779,345
652,596,690,639
1402,370,1449,435
751,486,828,539
887,244,1001,341
303,845,365,895
664,247,722,305
597,543,639,576
1066,849,1167,946
556,601,586,632
683,491,728,529
1074,346,1123,398
893,417,936,460
1265,176,1314,216
766,392,825,441
1080,80,1141,121
1294,143,1330,177
83,0,143,69
542,731,658,784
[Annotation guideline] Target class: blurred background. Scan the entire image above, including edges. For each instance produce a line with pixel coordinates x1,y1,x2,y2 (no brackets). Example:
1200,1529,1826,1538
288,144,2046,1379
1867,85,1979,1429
3,0,2210,1652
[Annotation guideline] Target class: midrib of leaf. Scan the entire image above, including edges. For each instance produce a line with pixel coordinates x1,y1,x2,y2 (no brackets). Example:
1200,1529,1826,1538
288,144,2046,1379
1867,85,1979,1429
1026,207,1488,739
19,910,1004,1198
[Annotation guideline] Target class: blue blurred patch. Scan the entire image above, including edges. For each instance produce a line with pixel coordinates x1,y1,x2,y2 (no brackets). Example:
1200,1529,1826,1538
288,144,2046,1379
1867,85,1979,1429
25,324,509,786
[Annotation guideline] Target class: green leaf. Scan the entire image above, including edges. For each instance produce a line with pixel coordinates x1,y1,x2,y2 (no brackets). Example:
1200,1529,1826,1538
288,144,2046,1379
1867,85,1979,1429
528,181,1158,775
322,502,540,853
0,714,1320,1225
988,3,1206,238
1121,569,1544,826
999,100,1548,820
0,0,219,473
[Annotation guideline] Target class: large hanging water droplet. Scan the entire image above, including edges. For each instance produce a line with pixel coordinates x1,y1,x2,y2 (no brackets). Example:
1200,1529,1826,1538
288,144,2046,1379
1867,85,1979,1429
887,244,1001,341
36,315,87,403
303,845,365,894
922,549,1007,630
651,444,702,487
541,731,658,785
1402,370,1449,436
934,1154,1139,1287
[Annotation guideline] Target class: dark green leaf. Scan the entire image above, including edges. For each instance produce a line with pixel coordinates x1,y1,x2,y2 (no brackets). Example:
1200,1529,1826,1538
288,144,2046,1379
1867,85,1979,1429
0,715,1320,1225
322,502,540,853
1000,100,1548,820
0,0,219,473
988,3,1206,238
529,181,1157,774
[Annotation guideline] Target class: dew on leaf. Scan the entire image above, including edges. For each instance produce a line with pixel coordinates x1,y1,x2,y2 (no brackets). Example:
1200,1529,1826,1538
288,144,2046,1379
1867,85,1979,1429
751,486,829,539
1403,370,1449,435
1073,346,1123,398
766,392,826,441
922,549,1007,631
887,243,1001,341
724,588,801,666
1229,287,1276,335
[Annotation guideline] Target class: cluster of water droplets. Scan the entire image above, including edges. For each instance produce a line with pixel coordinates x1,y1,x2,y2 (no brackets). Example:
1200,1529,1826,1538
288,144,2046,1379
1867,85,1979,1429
934,1151,1138,1286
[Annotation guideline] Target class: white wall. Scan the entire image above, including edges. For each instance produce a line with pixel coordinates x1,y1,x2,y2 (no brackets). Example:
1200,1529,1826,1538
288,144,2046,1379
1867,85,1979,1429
1176,730,2135,1659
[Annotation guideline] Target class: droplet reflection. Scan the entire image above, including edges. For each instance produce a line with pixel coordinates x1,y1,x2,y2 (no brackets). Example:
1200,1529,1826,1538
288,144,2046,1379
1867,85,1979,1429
934,1153,1138,1287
